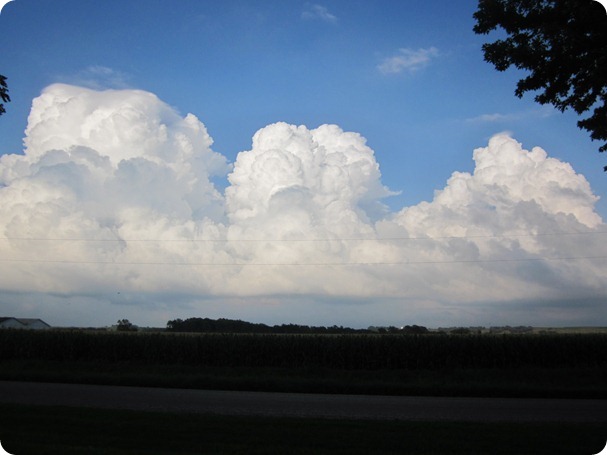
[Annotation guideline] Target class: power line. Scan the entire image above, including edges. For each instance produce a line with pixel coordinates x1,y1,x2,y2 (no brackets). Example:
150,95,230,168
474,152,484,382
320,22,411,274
0,230,606,243
0,255,605,267
1,230,605,266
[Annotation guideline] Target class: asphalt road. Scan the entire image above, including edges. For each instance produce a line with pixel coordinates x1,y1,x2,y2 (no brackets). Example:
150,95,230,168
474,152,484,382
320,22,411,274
1,380,606,423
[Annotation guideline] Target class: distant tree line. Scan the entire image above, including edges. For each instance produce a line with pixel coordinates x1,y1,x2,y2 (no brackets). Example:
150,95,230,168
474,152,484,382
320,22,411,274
166,317,366,334
369,325,429,335
165,317,429,335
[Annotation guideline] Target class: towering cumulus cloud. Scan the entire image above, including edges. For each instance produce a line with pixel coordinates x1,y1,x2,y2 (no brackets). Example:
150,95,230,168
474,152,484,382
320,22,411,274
0,84,605,326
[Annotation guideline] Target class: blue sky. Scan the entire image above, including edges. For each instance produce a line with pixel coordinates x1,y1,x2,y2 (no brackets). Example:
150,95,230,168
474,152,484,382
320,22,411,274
0,0,606,328
2,0,605,212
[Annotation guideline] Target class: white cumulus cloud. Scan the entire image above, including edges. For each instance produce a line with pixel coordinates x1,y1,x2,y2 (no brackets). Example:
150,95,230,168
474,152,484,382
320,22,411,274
301,3,337,23
378,47,439,74
0,84,605,328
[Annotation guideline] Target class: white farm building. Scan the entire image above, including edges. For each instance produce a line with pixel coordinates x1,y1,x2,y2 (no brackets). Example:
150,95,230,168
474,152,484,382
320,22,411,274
0,317,51,330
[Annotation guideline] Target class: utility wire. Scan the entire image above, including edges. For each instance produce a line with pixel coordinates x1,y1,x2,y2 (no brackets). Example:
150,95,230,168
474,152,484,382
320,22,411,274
0,230,606,243
0,255,606,267
1,230,605,266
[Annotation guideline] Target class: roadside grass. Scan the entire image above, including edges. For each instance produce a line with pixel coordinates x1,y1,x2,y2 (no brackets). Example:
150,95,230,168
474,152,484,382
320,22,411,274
1,360,606,398
0,403,605,455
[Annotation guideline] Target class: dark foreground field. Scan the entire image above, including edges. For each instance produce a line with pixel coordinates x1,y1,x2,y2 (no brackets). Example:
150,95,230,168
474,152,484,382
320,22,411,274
1,330,607,398
1,330,606,454
1,403,605,455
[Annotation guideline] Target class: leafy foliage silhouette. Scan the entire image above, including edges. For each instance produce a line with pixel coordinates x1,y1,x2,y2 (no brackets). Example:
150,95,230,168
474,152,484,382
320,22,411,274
0,74,10,116
473,0,607,169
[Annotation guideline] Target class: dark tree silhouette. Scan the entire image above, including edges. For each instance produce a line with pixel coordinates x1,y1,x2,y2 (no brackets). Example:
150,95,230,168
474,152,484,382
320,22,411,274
0,74,10,116
473,0,607,169
116,319,137,331
165,316,428,334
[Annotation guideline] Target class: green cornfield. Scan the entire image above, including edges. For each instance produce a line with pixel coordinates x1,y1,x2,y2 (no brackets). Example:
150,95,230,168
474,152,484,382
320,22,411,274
1,329,606,370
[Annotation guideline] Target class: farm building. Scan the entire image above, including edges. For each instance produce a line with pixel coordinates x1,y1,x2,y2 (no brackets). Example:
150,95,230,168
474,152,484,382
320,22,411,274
0,317,51,330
